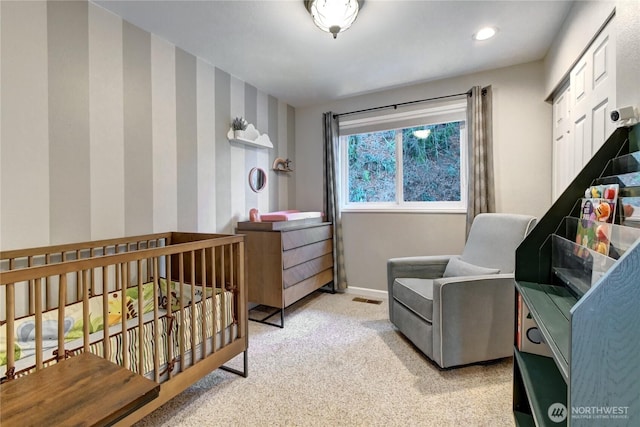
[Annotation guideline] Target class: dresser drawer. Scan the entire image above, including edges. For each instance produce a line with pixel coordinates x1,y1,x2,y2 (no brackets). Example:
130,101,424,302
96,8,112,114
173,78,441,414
282,239,333,269
281,225,332,250
283,253,333,289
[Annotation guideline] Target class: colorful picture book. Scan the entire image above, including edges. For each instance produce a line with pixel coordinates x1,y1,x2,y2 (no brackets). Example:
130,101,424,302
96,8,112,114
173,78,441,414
620,196,640,225
574,184,619,257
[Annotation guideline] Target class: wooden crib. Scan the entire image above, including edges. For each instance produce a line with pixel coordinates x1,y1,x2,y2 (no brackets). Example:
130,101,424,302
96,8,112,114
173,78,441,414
0,232,247,425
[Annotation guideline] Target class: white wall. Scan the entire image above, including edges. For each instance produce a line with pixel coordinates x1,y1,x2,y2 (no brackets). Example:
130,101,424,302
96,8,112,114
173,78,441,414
543,1,616,98
295,61,551,292
544,0,639,107
0,1,50,250
614,0,640,109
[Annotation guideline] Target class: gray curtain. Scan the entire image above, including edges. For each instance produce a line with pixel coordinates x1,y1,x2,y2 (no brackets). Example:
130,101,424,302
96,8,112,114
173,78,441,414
323,112,347,291
466,86,496,236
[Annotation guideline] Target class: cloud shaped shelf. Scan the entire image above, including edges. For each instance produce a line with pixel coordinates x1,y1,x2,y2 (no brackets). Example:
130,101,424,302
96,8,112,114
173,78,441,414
227,123,273,149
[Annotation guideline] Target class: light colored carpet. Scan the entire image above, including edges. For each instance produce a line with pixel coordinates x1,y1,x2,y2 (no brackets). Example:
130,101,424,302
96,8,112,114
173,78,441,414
134,291,515,426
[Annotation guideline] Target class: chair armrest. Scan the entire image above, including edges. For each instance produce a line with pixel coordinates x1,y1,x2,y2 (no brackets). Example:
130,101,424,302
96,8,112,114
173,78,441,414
387,256,453,321
431,274,515,368
387,255,453,288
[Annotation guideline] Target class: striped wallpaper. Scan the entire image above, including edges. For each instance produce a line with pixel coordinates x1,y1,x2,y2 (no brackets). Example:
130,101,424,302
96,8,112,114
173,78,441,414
0,0,295,250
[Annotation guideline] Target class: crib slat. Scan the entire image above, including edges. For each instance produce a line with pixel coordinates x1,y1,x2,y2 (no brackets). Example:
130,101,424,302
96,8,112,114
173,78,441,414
28,256,34,315
57,274,67,360
178,253,185,373
153,258,160,383
6,282,16,377
34,278,43,370
220,246,226,346
122,263,129,370
237,241,246,339
145,241,151,282
46,254,52,310
90,248,95,297
76,250,82,301
228,244,235,331
115,245,121,291
167,256,173,380
229,243,235,291
200,249,207,359
137,260,144,376
212,247,218,352
103,266,111,361
190,251,196,366
83,269,90,353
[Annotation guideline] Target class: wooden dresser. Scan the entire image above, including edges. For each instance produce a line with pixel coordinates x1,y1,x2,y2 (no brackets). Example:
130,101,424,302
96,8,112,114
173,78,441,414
236,219,333,326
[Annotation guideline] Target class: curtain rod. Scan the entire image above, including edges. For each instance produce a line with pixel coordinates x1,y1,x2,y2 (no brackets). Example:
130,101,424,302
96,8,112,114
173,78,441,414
333,91,470,119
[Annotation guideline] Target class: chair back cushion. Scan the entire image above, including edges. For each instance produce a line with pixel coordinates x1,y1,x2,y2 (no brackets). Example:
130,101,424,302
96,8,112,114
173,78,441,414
461,213,536,273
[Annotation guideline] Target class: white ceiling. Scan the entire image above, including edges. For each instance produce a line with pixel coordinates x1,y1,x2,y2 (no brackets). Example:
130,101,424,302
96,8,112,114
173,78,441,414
94,0,574,107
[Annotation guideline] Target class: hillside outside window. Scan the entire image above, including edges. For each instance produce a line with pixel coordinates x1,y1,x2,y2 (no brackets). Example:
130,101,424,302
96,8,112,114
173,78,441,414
339,100,467,212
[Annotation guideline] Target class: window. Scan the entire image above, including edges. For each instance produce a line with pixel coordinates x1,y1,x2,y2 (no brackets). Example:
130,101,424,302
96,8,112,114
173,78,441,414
339,100,467,212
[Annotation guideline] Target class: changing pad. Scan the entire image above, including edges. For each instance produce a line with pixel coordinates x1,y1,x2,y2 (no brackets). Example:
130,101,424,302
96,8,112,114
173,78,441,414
259,210,323,222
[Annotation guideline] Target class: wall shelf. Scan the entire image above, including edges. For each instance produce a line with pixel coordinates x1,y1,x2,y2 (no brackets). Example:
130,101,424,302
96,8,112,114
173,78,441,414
227,123,273,149
272,157,293,173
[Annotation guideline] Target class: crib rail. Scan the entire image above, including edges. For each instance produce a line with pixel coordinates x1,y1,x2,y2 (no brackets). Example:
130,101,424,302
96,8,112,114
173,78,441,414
0,232,173,266
0,232,246,385
1,233,173,316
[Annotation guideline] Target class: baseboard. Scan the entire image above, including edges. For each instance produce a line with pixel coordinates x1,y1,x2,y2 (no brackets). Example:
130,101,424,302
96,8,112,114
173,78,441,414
345,286,388,300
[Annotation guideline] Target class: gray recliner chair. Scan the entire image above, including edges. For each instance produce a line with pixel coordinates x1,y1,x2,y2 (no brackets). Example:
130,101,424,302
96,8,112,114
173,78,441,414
387,213,536,368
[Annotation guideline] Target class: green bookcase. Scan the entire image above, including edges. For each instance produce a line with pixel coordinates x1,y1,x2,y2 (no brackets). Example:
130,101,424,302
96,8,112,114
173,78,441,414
513,124,640,427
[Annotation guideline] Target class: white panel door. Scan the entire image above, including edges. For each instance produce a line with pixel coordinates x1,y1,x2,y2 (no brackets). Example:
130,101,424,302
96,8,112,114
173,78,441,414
553,18,616,200
552,83,573,200
569,20,616,168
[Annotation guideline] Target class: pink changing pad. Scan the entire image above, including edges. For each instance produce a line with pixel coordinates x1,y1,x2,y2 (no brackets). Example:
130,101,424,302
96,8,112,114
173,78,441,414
259,210,323,222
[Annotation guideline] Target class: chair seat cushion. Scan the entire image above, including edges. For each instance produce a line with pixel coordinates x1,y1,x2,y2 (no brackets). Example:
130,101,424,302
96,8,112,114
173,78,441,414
443,256,500,278
392,278,433,323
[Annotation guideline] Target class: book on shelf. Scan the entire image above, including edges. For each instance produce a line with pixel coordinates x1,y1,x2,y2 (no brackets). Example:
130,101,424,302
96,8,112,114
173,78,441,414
621,196,640,225
516,295,553,357
574,184,619,257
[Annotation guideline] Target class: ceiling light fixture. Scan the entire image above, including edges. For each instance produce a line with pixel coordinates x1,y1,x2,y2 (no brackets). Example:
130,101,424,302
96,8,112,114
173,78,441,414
413,129,431,139
305,0,363,39
473,26,498,41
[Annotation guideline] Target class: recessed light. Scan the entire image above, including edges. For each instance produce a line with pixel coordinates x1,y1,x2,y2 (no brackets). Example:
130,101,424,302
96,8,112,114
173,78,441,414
473,27,498,41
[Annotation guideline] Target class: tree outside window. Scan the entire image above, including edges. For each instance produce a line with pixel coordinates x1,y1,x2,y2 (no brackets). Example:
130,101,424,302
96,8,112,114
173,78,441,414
342,117,466,212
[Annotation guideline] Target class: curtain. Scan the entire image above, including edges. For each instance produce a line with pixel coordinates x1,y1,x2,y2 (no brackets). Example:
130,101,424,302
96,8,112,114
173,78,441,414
323,112,348,291
466,86,496,236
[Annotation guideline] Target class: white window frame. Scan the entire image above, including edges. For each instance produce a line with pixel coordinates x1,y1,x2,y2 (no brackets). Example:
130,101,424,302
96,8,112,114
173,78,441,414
339,102,468,213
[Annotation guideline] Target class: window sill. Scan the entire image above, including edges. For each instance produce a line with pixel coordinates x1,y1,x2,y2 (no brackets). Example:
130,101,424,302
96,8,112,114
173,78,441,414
341,208,467,214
